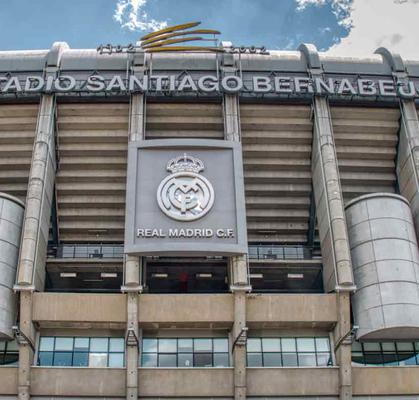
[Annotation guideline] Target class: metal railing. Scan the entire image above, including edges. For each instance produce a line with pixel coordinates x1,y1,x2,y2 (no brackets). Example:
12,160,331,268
248,245,313,260
49,244,124,259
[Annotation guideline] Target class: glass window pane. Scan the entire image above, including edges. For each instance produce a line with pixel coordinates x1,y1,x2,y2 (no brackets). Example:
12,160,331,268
158,354,176,367
0,341,5,351
109,338,125,353
178,353,193,367
55,337,74,351
39,337,54,351
315,338,330,352
73,352,88,366
262,338,281,352
352,341,362,352
38,352,53,366
194,339,212,353
381,342,396,352
53,352,73,366
247,338,262,352
298,353,317,366
178,339,193,353
141,353,157,367
396,342,414,352
263,353,282,367
213,338,228,353
6,341,18,351
194,353,212,367
415,342,419,351
382,353,399,365
352,352,365,365
281,338,296,352
74,338,89,352
282,352,298,367
89,353,108,367
364,353,383,365
247,353,263,367
214,353,229,367
317,352,332,366
363,342,380,352
3,353,18,366
297,338,315,352
159,339,177,353
109,353,124,367
143,338,157,353
90,338,108,352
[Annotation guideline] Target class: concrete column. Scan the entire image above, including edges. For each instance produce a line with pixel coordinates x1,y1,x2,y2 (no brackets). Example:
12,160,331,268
221,51,249,399
374,48,419,238
299,43,354,400
16,94,56,290
311,96,354,292
333,292,352,400
124,55,146,399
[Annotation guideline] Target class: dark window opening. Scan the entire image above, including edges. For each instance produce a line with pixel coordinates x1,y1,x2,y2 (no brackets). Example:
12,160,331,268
144,258,228,294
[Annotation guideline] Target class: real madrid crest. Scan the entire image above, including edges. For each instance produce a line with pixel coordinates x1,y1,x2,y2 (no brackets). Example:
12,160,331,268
157,153,215,221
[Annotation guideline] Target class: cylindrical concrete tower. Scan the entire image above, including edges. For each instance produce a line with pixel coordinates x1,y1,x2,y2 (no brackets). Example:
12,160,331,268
0,193,24,339
345,193,419,340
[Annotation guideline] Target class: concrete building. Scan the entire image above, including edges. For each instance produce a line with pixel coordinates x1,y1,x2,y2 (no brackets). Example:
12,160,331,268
0,41,418,400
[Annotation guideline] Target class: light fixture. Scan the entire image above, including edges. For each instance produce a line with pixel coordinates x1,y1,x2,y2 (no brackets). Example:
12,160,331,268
152,273,168,278
250,273,263,279
287,273,304,279
196,273,212,278
60,272,77,278
101,272,118,278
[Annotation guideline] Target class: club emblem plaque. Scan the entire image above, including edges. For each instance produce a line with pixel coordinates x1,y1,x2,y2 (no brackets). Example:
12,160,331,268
157,154,215,221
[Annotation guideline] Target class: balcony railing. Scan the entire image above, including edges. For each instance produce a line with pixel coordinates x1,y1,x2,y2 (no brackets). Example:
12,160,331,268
248,245,313,260
49,244,124,259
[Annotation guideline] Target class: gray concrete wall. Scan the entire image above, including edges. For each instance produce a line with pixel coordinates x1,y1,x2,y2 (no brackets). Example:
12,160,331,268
0,193,24,338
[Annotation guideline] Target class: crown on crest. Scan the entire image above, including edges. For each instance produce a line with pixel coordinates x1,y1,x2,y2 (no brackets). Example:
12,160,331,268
167,153,204,174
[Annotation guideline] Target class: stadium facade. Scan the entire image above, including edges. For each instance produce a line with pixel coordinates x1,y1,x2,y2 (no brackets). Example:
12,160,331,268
0,40,418,400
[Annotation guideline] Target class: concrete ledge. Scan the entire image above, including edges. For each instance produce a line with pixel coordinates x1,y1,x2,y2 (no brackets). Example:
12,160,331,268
0,367,18,394
353,366,419,395
139,294,234,328
247,367,339,396
30,367,125,396
138,368,234,397
247,294,338,328
32,293,126,327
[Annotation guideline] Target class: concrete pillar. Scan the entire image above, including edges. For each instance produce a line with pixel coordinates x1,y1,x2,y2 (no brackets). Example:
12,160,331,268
221,50,250,399
375,48,419,241
15,94,56,290
124,54,146,400
299,43,354,400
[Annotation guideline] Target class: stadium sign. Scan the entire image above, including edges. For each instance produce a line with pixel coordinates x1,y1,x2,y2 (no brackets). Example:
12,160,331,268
1,74,419,98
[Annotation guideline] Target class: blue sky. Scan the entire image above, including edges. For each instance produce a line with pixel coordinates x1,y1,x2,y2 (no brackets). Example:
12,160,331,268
0,0,418,59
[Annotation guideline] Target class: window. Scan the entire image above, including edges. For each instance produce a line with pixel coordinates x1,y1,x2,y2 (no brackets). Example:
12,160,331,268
0,341,18,366
246,337,332,367
141,338,229,367
37,337,125,367
352,341,419,366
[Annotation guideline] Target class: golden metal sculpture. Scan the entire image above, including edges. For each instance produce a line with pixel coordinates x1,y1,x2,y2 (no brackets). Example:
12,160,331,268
140,21,222,53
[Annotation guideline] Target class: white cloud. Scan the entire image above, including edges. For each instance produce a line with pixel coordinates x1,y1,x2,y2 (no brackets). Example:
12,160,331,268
113,0,168,32
328,0,419,59
296,0,353,28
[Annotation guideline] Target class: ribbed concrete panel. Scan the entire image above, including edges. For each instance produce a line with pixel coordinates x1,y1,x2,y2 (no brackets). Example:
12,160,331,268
0,104,37,202
56,104,129,242
241,104,312,243
332,107,399,202
0,193,24,338
145,102,224,139
346,193,419,340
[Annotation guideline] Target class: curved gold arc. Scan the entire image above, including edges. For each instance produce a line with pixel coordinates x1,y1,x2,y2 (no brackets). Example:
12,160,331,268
143,37,204,49
140,21,201,41
141,29,221,46
145,46,224,53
